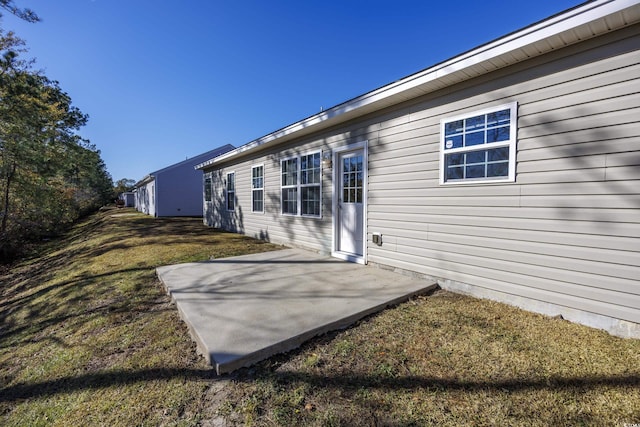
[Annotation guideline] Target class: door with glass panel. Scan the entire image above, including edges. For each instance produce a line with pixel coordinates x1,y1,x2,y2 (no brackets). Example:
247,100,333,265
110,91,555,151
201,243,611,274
337,150,364,257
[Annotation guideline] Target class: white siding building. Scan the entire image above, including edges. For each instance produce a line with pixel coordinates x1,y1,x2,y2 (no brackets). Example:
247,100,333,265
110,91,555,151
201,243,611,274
134,145,234,217
197,0,640,338
119,191,135,207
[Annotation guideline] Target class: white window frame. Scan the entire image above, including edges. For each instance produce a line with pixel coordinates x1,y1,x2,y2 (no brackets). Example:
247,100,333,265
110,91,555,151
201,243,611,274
281,157,298,216
204,173,212,202
439,102,517,185
280,150,322,218
226,171,235,211
300,151,322,217
251,164,264,214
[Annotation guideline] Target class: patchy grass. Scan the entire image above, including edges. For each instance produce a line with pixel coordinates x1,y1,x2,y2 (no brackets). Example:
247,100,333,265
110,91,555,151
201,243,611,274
0,208,280,426
220,296,640,426
1,208,639,426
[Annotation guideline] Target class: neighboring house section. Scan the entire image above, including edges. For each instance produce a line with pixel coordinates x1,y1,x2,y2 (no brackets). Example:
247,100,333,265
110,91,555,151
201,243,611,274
119,191,135,207
134,144,234,217
196,0,640,338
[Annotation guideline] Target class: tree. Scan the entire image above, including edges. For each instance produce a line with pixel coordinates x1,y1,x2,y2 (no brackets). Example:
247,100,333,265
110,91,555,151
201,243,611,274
114,178,136,196
0,26,112,260
67,141,114,214
0,0,39,23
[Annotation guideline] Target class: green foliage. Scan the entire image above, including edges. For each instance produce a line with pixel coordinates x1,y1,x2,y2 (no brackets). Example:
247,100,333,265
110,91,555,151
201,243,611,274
0,27,112,261
113,177,136,197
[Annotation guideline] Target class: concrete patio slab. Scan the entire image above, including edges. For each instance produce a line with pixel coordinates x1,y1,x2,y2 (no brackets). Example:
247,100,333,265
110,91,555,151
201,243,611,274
156,248,437,374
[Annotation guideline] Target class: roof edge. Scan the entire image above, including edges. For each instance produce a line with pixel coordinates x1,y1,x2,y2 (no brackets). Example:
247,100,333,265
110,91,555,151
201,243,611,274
134,174,154,188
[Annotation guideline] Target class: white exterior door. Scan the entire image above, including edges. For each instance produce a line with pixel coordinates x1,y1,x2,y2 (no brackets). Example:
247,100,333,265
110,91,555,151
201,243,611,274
336,149,365,261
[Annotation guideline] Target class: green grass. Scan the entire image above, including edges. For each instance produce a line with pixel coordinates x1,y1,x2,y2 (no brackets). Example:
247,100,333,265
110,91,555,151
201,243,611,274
1,208,639,426
0,208,280,426
222,294,640,426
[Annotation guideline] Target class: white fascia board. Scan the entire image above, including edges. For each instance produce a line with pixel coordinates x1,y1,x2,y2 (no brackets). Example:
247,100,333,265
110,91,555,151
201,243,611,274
134,174,155,188
340,0,639,103
429,0,639,75
202,0,639,168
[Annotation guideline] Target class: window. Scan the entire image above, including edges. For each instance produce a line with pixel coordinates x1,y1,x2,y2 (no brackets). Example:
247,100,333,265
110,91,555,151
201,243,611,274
440,102,517,184
281,152,322,217
342,154,363,203
204,175,212,202
301,153,321,216
281,158,297,215
252,165,264,213
226,172,235,211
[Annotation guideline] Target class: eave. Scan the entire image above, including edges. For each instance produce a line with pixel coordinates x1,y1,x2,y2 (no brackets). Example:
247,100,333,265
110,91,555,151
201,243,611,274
134,174,154,188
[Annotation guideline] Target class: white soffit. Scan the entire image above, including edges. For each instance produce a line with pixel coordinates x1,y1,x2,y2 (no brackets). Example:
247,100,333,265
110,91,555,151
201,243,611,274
199,0,640,168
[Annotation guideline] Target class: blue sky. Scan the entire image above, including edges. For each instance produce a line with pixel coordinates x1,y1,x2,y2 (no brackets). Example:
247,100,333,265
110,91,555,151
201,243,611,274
2,0,582,182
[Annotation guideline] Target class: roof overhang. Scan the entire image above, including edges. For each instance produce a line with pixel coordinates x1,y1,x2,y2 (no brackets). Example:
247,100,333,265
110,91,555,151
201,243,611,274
134,174,155,188
196,0,640,170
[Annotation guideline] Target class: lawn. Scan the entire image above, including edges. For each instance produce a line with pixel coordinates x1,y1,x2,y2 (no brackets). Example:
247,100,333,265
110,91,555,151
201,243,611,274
1,208,638,426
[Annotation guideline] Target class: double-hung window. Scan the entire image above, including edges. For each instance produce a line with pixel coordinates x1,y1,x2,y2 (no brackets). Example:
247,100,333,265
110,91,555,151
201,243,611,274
252,165,264,213
226,172,235,211
281,152,321,217
440,102,517,184
300,153,321,216
204,175,212,202
281,158,298,215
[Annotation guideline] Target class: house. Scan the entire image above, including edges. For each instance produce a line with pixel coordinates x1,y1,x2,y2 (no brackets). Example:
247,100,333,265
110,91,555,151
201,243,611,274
196,0,640,338
119,191,135,207
134,144,234,217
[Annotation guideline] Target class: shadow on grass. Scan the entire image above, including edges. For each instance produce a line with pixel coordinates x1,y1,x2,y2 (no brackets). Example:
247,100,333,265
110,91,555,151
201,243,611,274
0,213,262,350
1,369,638,403
0,266,149,311
0,266,160,350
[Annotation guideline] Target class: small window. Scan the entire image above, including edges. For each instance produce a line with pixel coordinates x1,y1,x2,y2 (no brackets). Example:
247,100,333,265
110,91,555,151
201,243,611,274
300,153,321,216
440,102,517,184
252,165,264,213
226,172,235,211
204,175,212,202
281,158,298,215
342,154,363,203
280,152,322,217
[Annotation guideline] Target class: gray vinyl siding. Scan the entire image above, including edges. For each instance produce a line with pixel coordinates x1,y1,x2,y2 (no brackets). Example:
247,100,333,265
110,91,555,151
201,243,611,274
206,143,336,254
366,25,640,326
203,24,640,330
134,145,233,217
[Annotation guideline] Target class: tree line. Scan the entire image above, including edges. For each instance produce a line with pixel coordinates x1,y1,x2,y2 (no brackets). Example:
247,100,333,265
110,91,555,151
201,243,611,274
1,2,113,261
